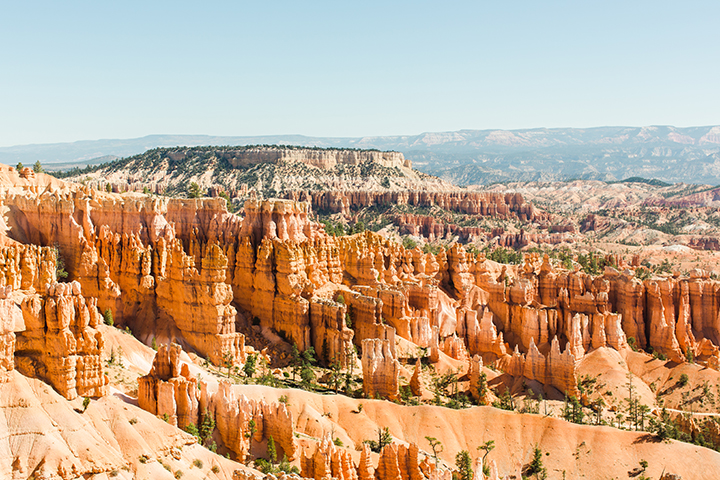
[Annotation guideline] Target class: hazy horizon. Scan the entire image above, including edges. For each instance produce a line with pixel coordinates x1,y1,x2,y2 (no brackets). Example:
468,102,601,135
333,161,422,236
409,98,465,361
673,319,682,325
3,124,720,150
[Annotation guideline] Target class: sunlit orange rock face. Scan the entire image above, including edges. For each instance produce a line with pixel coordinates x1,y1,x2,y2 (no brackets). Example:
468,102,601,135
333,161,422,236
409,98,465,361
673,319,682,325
16,281,107,399
362,338,400,399
137,343,200,429
137,343,297,462
301,435,427,480
4,165,720,404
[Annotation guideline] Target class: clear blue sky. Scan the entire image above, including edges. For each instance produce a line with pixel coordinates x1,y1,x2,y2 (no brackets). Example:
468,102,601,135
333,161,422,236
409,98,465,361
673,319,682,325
1,1,719,146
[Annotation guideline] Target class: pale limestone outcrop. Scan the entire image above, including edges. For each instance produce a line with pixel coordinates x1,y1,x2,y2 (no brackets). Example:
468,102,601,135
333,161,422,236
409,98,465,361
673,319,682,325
15,281,107,399
362,338,400,400
224,146,408,170
137,343,201,429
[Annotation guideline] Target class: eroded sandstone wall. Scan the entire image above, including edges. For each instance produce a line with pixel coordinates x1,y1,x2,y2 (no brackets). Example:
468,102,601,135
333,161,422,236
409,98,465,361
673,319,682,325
15,281,107,399
286,190,545,222
6,176,720,400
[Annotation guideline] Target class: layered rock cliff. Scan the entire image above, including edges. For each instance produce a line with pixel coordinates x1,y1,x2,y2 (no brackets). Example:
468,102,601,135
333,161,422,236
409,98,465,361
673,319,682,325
6,162,720,410
222,146,410,170
16,281,108,399
138,344,298,462
138,343,201,429
286,190,546,222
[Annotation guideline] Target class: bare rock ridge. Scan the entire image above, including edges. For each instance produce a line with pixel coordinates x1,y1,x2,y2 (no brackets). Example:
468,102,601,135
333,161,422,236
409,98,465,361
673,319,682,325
64,145,425,199
13,125,720,184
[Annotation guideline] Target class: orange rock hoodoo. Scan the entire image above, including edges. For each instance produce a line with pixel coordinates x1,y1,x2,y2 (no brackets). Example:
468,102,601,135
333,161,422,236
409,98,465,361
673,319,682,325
16,281,108,399
209,381,297,462
301,434,359,480
139,344,297,462
138,343,201,429
5,173,720,402
302,438,434,480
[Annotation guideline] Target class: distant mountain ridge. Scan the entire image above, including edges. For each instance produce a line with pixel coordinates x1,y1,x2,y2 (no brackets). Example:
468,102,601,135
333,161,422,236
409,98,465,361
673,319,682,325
3,125,720,184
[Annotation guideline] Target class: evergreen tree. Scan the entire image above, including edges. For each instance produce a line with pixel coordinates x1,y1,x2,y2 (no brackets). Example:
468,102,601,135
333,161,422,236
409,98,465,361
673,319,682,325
478,440,495,477
199,410,215,447
524,445,547,479
187,182,202,198
184,422,200,440
455,450,473,480
244,353,257,378
268,436,277,464
477,372,489,405
425,436,443,466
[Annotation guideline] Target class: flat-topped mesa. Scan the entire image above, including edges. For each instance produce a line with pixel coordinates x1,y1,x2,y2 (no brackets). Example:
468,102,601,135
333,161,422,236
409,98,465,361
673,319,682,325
222,146,409,170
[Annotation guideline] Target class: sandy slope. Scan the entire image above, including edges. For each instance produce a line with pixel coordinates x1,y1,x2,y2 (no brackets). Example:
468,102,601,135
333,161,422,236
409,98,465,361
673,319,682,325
226,382,720,479
101,321,720,479
0,370,243,480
